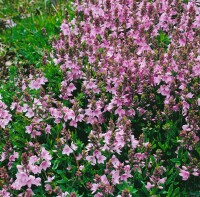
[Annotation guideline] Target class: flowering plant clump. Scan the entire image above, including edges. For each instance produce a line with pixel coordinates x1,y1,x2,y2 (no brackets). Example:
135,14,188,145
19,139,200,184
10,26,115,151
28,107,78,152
0,0,200,196
0,96,12,129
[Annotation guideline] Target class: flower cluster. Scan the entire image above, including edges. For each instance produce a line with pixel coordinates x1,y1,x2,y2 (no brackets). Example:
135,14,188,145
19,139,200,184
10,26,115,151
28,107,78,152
0,97,12,129
11,147,51,191
0,0,199,196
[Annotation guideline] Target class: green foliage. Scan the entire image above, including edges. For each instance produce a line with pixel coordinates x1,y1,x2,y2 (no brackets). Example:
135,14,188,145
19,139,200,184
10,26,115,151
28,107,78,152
117,182,138,195
43,63,63,96
0,0,70,64
156,30,171,50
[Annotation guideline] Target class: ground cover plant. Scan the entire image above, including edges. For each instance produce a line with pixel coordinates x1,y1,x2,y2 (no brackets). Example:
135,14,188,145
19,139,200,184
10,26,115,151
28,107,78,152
0,0,200,196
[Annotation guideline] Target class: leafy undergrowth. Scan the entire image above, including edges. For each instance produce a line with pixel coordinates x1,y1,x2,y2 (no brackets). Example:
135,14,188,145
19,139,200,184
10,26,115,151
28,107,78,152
0,0,200,197
0,0,73,76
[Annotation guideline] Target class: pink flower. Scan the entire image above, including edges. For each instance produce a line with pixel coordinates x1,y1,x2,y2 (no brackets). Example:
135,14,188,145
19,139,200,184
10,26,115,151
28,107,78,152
67,83,76,92
110,155,120,168
0,188,11,197
71,143,78,151
158,85,170,98
29,156,39,165
49,108,63,119
192,168,199,177
115,107,125,117
37,76,47,85
158,177,167,185
45,184,52,191
103,131,111,144
0,100,12,128
179,169,190,181
62,145,73,155
45,176,55,183
41,148,52,161
10,102,17,110
45,124,51,134
25,125,32,134
76,114,84,122
101,175,109,185
69,119,77,128
76,154,82,160
61,22,70,35
25,109,34,118
182,125,191,131
91,183,99,194
22,104,29,112
12,172,29,190
92,150,106,164
79,165,84,171
40,161,51,170
24,188,34,197
96,154,106,164
131,136,139,149
9,151,19,162
93,150,101,157
121,165,132,181
135,153,146,160
186,93,193,99
0,152,7,162
111,170,120,185
127,109,135,116
26,175,41,188
86,155,96,165
145,182,155,190
29,80,40,90
94,192,103,197
63,108,75,121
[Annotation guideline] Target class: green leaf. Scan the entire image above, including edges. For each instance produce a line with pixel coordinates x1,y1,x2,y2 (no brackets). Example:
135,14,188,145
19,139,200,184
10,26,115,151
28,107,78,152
168,167,174,175
166,174,174,185
56,170,64,175
57,179,68,184
167,184,173,197
117,182,138,194
170,158,181,164
117,182,129,190
158,142,165,151
172,187,180,197
52,159,60,170
130,187,138,194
